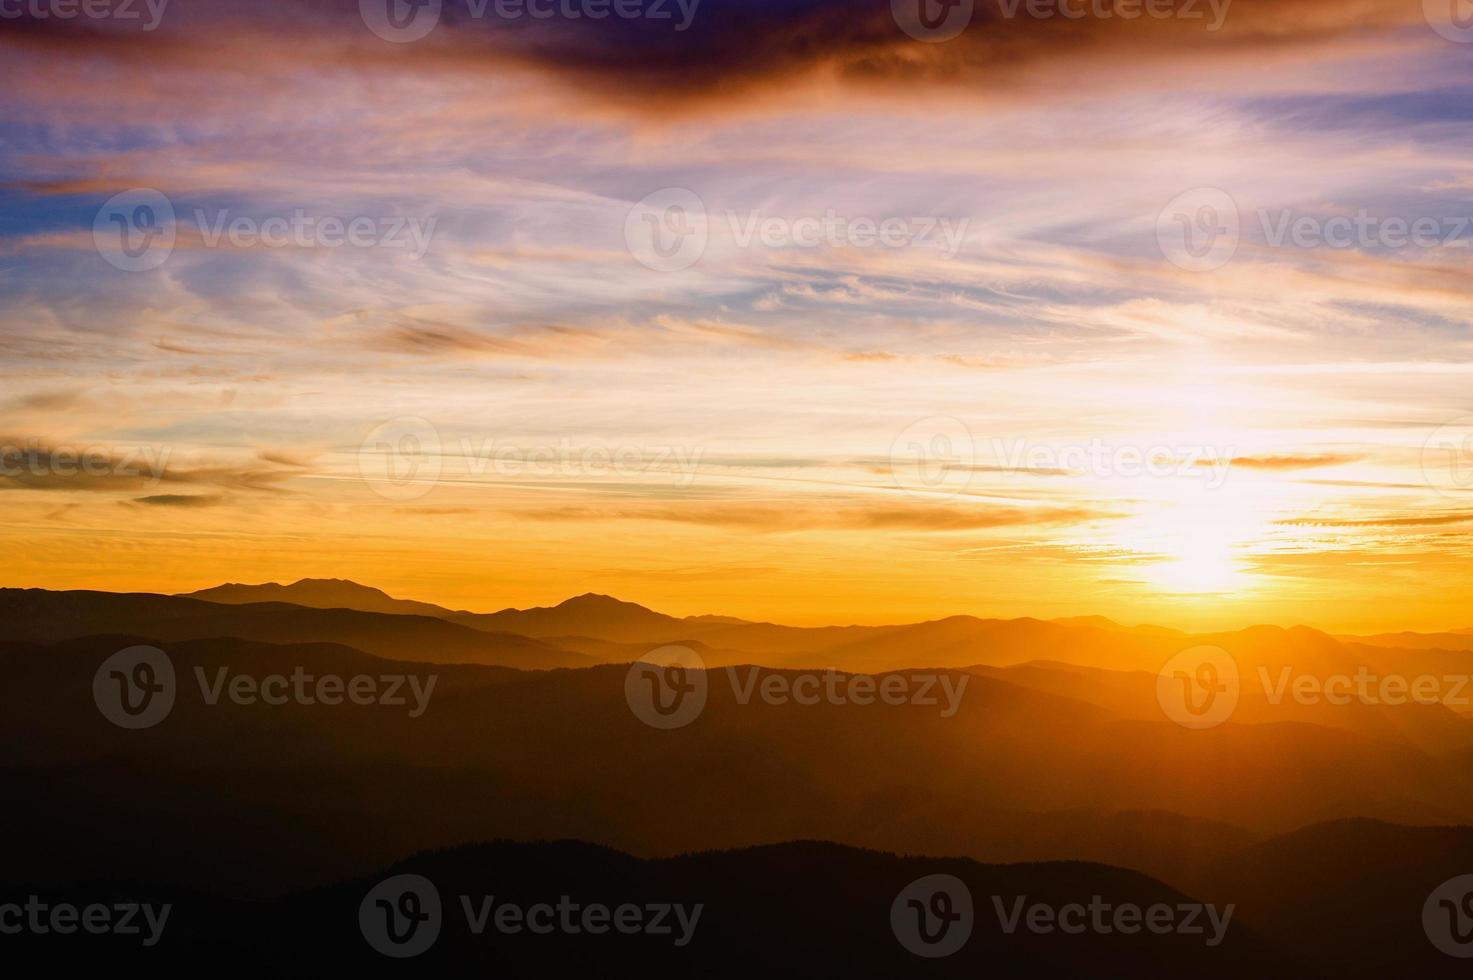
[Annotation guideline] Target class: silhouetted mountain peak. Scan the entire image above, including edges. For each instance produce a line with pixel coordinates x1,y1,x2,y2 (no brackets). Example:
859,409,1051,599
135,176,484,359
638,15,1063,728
180,579,462,619
556,592,651,612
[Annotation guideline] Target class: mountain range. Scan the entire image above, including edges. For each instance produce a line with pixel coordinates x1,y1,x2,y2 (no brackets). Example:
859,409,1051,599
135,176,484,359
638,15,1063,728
7,578,1473,973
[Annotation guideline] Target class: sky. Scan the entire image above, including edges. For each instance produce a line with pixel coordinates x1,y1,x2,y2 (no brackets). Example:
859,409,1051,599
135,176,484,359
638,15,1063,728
2,0,1473,631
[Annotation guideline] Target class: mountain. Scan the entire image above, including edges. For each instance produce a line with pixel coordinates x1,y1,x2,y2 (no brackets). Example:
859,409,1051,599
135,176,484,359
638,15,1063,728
450,592,708,643
5,839,1293,977
9,585,1473,974
180,578,459,618
0,588,591,669
1338,630,1473,652
1202,819,1473,978
9,630,1473,898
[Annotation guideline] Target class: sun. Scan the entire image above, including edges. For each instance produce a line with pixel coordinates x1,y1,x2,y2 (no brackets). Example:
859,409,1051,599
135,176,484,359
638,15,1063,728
1106,475,1266,597
1142,548,1248,595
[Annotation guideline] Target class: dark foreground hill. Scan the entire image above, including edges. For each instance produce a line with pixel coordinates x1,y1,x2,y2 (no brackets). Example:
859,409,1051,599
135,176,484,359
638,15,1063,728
4,839,1292,977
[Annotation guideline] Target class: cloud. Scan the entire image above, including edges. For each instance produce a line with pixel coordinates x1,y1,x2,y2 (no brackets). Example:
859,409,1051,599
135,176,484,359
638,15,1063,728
518,501,1109,531
3,389,88,412
1276,512,1473,528
0,440,308,495
1229,452,1364,470
130,493,225,507
0,0,1425,117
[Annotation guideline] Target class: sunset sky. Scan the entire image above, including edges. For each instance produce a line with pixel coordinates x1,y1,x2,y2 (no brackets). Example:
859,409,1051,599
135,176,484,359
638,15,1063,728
2,0,1472,631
